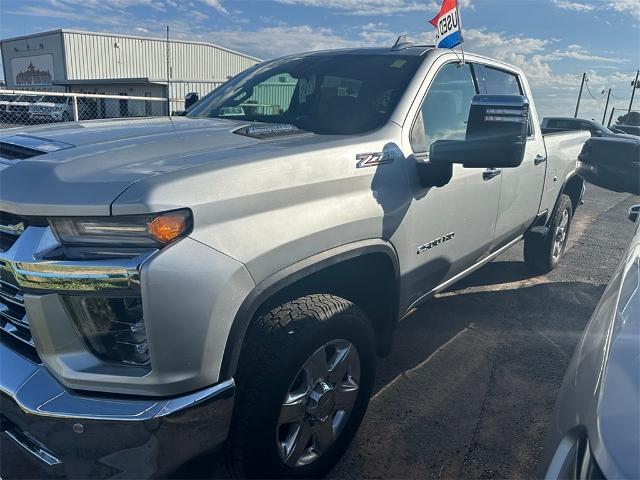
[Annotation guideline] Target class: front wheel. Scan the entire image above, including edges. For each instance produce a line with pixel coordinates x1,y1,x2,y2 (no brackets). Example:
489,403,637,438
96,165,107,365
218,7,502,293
228,294,376,479
524,194,573,274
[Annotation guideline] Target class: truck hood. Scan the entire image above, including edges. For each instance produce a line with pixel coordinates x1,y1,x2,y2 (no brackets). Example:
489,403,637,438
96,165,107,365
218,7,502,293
0,116,311,216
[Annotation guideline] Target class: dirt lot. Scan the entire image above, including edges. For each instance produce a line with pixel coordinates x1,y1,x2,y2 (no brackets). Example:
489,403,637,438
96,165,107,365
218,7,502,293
3,186,638,480
329,185,639,479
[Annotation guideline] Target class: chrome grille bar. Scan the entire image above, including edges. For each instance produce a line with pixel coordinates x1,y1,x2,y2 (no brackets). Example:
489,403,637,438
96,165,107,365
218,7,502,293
0,278,34,347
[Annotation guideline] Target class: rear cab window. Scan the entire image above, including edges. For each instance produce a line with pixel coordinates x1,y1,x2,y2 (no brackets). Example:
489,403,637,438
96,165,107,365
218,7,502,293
474,64,533,136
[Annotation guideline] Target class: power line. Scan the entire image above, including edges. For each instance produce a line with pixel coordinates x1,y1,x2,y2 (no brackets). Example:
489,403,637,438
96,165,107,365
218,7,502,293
584,77,603,101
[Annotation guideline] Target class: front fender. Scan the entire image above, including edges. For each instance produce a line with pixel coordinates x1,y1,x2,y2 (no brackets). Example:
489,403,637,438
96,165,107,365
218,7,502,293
218,239,400,380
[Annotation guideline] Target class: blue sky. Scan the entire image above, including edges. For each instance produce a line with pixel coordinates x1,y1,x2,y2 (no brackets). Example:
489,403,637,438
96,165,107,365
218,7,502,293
0,0,638,122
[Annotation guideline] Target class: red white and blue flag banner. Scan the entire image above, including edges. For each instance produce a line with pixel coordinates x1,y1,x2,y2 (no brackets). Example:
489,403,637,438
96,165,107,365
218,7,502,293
429,0,463,49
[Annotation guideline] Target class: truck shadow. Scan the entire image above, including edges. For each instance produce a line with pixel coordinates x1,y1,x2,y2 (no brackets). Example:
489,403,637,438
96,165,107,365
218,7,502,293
330,280,607,480
373,280,605,395
441,260,538,293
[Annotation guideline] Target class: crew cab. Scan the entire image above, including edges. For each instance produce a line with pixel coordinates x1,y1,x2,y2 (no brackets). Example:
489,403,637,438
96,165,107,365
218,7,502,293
0,43,588,479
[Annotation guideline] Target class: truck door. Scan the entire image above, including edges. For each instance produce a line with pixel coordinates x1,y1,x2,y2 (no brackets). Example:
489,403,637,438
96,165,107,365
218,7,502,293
401,62,501,307
475,65,547,248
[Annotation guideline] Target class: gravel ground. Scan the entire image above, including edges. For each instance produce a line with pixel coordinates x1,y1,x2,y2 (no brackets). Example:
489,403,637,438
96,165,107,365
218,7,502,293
329,185,639,480
3,186,638,480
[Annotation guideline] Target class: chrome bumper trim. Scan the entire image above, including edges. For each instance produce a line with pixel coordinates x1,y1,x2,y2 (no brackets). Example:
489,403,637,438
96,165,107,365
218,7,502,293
0,225,155,292
4,428,62,466
1,337,235,421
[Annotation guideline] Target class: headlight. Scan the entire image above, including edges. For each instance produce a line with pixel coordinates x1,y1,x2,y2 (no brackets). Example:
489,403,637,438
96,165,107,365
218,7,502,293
63,296,150,368
48,210,192,248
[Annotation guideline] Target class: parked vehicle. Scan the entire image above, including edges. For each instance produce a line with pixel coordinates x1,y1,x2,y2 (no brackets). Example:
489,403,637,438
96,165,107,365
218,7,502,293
0,94,13,119
541,117,631,138
4,94,42,122
540,151,639,480
611,123,640,136
0,44,589,479
576,135,640,195
28,95,73,122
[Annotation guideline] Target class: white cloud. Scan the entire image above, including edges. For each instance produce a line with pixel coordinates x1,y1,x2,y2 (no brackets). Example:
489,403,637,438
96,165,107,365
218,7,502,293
605,0,640,19
199,0,228,14
545,45,628,63
550,0,595,12
551,0,640,19
275,0,444,16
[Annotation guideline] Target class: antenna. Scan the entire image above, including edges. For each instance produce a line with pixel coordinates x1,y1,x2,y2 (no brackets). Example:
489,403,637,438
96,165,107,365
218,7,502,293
392,35,413,51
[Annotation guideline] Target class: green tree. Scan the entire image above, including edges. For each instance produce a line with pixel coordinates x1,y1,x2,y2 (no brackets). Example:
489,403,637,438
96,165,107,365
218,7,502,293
616,111,640,126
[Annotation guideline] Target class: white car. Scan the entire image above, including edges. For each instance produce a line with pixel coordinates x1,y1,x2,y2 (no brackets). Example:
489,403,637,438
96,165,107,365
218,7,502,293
29,95,73,122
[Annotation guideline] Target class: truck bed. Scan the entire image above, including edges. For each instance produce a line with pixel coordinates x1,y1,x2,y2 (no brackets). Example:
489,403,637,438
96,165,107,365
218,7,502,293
540,130,591,215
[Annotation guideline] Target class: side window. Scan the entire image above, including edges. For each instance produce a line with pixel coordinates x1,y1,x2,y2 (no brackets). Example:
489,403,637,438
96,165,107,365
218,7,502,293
476,65,523,95
476,65,533,136
410,63,477,154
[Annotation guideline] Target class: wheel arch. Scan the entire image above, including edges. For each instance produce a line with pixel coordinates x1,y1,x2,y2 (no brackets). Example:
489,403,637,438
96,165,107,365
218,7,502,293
541,173,584,227
561,173,585,214
219,239,400,380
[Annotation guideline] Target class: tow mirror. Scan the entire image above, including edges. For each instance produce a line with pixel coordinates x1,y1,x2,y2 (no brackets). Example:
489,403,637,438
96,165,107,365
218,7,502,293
184,92,199,110
577,137,640,195
430,95,530,169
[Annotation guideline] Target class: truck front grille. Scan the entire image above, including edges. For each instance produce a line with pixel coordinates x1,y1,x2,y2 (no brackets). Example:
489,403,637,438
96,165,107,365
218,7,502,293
0,279,36,348
0,212,26,251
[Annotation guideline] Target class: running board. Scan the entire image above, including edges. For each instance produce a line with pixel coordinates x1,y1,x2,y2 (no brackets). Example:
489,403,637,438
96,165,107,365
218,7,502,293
407,235,524,312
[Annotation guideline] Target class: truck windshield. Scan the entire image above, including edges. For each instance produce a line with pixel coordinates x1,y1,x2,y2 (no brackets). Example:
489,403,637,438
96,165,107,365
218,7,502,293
187,53,423,135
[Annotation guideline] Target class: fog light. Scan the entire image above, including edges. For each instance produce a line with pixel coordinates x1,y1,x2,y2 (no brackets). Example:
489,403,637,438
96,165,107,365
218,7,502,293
63,296,150,368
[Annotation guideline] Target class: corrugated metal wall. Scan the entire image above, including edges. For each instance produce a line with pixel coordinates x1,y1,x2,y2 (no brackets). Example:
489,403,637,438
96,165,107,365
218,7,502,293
62,31,259,82
169,80,224,113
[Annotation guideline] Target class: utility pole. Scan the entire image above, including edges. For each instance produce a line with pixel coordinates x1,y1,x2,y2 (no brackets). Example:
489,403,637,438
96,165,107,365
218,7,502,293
602,88,611,124
608,107,616,127
574,72,586,118
628,69,639,114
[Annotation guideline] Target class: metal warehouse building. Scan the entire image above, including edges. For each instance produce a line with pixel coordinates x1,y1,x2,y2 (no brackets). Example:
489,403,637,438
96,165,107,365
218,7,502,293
0,29,261,112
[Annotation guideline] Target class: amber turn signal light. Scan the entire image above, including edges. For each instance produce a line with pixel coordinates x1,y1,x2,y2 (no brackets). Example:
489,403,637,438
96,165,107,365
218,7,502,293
149,212,189,243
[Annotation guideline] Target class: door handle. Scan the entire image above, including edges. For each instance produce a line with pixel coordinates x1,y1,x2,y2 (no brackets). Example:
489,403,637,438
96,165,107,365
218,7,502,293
534,154,546,166
483,168,502,181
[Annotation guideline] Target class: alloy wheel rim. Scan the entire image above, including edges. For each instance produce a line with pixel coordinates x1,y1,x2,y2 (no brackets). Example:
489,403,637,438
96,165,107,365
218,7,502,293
552,209,570,260
276,339,360,468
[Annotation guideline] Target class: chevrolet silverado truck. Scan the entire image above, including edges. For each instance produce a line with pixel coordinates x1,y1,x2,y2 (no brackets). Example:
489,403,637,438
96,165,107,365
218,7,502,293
0,43,588,479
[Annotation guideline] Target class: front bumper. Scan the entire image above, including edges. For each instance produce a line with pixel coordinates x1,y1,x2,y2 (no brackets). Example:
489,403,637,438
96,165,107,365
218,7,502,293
0,341,234,478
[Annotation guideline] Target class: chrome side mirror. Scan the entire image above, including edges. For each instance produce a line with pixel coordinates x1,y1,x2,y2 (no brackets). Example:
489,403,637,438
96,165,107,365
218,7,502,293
629,205,640,223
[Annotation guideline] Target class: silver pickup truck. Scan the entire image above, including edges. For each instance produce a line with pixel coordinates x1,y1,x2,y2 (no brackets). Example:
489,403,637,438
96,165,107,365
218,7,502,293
0,44,588,479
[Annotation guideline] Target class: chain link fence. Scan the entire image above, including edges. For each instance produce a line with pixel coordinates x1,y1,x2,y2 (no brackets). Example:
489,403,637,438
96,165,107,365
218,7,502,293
0,90,169,129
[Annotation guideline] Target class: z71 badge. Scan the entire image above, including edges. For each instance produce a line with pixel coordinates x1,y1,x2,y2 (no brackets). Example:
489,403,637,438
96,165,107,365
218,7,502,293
417,232,455,255
356,152,394,168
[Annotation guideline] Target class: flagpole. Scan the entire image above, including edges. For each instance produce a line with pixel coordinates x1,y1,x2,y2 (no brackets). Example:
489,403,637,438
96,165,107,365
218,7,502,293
457,2,465,65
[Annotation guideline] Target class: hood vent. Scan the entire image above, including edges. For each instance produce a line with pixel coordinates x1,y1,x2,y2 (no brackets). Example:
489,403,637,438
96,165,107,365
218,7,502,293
0,142,46,161
0,135,74,165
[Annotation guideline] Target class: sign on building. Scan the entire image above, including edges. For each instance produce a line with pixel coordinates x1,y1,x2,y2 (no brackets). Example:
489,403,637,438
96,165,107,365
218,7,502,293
12,54,54,86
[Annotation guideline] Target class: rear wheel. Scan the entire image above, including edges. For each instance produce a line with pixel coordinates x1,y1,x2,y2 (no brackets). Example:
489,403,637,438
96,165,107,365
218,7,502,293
524,194,573,274
228,294,376,479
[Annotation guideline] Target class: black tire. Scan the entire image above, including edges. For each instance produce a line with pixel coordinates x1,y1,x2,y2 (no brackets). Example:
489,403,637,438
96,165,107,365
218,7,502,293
524,194,573,274
228,294,376,479
62,111,70,122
